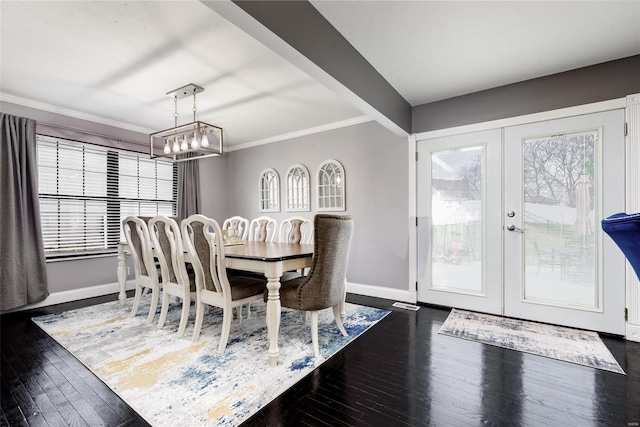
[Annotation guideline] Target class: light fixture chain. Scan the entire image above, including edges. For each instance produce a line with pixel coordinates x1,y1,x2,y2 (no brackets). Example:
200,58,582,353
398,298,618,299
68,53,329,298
192,89,198,122
174,95,179,128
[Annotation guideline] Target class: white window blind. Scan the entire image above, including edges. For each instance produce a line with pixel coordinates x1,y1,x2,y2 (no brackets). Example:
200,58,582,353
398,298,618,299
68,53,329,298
37,135,177,258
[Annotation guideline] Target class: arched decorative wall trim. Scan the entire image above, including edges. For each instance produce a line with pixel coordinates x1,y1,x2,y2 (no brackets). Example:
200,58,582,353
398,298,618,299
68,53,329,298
286,164,310,212
316,159,345,211
259,168,280,212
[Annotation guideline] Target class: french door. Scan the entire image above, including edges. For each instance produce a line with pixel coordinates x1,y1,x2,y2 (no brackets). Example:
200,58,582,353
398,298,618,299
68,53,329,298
417,110,626,334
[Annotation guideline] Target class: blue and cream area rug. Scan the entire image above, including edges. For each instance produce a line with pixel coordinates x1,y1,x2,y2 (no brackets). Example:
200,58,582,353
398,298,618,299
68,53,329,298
33,298,389,426
439,309,625,375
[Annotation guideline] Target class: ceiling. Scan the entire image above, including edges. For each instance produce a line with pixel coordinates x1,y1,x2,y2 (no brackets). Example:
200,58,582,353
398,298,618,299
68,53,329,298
1,1,639,149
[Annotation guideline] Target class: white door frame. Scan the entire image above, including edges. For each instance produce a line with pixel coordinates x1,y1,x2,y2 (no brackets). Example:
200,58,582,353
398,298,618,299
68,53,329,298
408,94,640,340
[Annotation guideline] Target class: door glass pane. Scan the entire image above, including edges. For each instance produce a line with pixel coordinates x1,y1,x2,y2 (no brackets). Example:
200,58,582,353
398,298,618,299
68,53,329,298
523,129,599,308
431,146,483,293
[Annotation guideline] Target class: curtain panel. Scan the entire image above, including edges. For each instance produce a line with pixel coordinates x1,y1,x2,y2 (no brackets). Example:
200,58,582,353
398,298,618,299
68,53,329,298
177,157,201,219
0,113,49,310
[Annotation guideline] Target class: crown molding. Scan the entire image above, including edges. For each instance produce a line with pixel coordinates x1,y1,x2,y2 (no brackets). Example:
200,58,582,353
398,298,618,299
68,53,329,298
0,93,154,135
227,115,374,152
2,93,374,152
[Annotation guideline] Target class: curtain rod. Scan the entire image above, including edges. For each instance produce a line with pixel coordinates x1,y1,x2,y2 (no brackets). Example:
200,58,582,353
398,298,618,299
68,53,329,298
37,121,148,147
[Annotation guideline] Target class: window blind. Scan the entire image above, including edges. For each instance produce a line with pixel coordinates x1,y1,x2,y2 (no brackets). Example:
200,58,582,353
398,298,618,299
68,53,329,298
37,135,177,258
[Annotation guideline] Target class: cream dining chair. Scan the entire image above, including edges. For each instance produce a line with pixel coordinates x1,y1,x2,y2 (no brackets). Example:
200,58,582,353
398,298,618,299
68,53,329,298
222,216,249,241
148,216,195,338
181,214,266,354
122,216,161,324
248,216,277,242
279,216,314,244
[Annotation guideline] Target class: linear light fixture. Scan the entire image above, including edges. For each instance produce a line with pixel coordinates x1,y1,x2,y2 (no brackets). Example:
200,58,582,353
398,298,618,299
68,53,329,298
149,83,223,162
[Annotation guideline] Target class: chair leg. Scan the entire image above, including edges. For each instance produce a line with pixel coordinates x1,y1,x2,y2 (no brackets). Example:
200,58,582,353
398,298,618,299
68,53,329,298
157,291,170,329
218,307,233,355
130,284,143,318
192,301,205,342
246,303,252,319
176,297,190,338
147,287,159,324
333,305,348,337
311,311,320,358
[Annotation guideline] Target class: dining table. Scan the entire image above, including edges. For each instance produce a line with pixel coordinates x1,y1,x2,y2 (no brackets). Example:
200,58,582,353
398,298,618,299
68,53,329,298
117,240,314,366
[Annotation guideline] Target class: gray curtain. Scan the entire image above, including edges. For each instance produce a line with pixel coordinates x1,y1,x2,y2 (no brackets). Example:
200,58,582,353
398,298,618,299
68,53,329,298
1,114,48,310
177,158,201,219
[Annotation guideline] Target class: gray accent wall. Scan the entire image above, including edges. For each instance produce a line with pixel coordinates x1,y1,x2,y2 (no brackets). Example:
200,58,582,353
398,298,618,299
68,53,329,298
413,55,640,133
216,120,409,290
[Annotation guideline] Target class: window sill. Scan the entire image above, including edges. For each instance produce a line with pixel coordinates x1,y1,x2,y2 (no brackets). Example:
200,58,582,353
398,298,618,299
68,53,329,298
45,251,118,263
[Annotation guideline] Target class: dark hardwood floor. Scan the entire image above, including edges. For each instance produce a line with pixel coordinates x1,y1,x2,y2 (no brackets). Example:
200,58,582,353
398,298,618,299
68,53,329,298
2,292,639,426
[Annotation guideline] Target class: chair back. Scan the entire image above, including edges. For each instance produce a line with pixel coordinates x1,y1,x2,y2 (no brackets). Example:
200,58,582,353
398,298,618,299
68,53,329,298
279,216,313,244
297,214,354,311
248,216,277,242
182,214,230,297
122,216,157,282
149,216,188,288
222,216,249,241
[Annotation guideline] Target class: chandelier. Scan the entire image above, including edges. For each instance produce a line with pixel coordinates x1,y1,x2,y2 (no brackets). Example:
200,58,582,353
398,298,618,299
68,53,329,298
149,84,223,162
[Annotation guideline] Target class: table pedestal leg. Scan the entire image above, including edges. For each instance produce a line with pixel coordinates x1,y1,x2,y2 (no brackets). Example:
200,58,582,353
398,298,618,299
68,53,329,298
266,275,282,366
117,244,127,302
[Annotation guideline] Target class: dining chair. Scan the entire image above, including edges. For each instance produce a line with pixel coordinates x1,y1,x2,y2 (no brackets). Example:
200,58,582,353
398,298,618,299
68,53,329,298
181,214,266,354
222,216,249,241
122,216,161,324
533,241,562,277
148,216,195,338
279,216,314,244
278,216,314,279
272,214,354,358
248,216,277,242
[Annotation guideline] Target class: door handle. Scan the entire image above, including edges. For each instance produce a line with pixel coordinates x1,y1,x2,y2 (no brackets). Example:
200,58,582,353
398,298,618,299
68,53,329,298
506,224,523,233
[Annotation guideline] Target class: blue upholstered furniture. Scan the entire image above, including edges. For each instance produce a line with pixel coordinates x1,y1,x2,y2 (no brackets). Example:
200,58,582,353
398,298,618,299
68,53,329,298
602,212,640,280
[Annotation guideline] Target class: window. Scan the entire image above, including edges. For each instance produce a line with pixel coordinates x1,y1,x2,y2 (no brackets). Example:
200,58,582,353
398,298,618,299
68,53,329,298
259,168,280,212
317,159,345,211
286,164,310,212
37,135,177,258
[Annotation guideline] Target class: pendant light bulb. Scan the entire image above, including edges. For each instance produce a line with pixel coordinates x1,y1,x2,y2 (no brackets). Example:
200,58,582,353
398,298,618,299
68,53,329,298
181,135,189,151
201,131,209,148
172,137,180,153
163,139,171,154
191,133,199,149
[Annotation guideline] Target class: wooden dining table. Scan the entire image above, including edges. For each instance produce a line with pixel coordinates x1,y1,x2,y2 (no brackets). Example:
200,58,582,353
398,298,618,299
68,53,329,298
117,240,314,366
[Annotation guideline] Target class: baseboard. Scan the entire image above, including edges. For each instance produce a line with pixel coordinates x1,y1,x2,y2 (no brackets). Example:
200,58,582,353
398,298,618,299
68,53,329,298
627,323,640,342
347,282,417,304
8,281,413,313
2,281,136,313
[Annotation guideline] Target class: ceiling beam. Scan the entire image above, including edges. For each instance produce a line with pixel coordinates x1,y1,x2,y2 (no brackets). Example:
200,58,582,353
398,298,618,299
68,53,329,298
201,0,411,137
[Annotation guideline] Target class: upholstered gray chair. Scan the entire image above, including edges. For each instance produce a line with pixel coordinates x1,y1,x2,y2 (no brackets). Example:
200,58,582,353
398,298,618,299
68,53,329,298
149,216,195,338
182,214,266,354
122,216,161,324
274,214,354,358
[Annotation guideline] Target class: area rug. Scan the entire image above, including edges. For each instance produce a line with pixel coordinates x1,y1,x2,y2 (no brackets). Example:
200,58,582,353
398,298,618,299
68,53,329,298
438,309,625,374
33,298,389,426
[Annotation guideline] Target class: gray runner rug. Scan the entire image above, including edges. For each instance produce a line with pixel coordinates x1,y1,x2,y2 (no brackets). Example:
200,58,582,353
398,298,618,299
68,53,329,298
439,308,625,374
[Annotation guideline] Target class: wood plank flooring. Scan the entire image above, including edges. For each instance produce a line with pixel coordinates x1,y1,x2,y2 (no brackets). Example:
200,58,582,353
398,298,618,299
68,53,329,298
2,292,639,426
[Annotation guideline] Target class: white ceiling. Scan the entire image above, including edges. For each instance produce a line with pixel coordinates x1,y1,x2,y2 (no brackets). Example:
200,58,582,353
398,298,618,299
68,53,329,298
1,1,639,148
311,1,640,106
